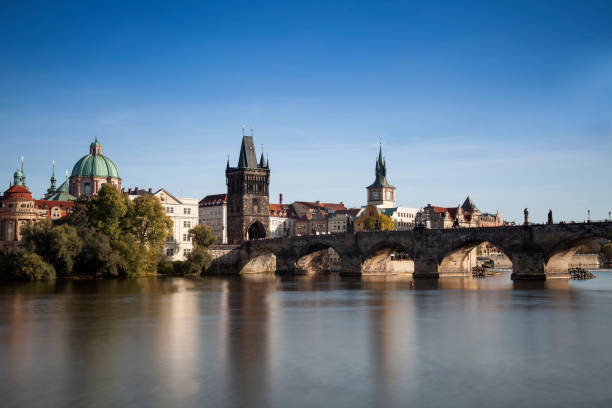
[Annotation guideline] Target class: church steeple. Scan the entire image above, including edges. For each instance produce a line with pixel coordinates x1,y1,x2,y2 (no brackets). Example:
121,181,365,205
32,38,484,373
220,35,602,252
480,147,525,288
47,160,57,196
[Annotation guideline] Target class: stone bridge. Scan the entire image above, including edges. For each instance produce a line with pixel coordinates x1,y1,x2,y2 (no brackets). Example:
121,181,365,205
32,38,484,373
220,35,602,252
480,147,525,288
237,222,612,280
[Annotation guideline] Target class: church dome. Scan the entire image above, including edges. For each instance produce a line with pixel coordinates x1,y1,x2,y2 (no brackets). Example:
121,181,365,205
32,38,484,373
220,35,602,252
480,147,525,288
70,139,120,179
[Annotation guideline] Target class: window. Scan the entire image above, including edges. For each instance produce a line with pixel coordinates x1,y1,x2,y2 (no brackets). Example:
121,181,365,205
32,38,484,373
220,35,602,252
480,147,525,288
167,236,174,242
184,249,191,256
166,206,174,214
84,182,91,195
372,191,379,200
183,234,191,242
386,191,391,200
166,248,174,256
184,221,191,228
184,208,191,215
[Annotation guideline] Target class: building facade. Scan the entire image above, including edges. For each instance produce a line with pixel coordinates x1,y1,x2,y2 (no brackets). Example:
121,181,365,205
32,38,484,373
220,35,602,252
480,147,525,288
199,194,227,244
0,169,41,254
70,138,121,198
269,195,296,238
418,196,503,229
225,134,270,244
127,188,198,261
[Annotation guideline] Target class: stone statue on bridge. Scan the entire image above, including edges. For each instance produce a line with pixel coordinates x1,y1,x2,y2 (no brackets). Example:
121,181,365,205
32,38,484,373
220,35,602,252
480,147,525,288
548,210,553,225
524,208,529,225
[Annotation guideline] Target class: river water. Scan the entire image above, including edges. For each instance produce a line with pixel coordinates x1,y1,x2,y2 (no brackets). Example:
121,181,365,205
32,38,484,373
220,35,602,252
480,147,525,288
1,270,611,407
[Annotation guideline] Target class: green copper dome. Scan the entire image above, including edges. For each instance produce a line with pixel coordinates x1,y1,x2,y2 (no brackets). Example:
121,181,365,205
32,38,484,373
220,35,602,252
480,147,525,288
71,139,120,179
71,154,120,178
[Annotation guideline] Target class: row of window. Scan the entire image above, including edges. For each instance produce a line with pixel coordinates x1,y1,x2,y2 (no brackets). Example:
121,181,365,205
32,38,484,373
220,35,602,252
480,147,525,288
165,206,194,215
166,248,192,256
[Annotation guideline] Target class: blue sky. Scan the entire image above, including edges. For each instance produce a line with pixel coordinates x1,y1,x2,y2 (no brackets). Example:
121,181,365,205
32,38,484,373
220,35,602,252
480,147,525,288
1,0,611,223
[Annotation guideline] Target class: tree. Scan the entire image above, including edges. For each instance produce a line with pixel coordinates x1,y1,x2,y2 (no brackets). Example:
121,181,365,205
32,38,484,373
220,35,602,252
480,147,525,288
114,234,148,278
189,224,217,248
85,184,130,241
363,214,396,231
76,227,121,277
127,194,173,270
12,252,56,280
22,220,82,276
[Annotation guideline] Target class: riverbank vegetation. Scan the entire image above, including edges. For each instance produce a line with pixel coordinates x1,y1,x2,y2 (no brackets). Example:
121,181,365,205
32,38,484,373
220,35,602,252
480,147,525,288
0,185,216,281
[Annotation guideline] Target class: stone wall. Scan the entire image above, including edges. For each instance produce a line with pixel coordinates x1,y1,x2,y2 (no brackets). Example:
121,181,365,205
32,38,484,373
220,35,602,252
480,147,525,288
208,245,242,274
569,254,602,268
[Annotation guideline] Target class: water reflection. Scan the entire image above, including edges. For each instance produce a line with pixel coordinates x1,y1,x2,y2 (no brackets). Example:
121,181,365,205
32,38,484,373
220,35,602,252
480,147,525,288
1,271,611,407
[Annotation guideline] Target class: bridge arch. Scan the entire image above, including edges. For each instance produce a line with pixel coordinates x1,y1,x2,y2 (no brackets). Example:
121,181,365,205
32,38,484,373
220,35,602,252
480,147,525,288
241,250,276,274
544,231,611,275
295,242,343,275
362,241,414,275
438,239,513,277
247,221,266,240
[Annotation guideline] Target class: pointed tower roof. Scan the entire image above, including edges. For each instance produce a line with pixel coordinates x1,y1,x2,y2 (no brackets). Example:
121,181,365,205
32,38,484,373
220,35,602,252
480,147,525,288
367,143,394,189
461,196,479,212
259,152,265,167
237,136,259,168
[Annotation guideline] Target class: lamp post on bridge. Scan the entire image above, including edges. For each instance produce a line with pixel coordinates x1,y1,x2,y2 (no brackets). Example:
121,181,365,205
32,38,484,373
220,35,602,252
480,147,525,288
587,209,591,223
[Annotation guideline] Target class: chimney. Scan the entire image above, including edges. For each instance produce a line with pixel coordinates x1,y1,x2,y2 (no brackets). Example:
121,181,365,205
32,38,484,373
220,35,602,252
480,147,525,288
279,193,283,205
148,187,152,193
135,187,138,193
121,188,125,193
128,188,132,194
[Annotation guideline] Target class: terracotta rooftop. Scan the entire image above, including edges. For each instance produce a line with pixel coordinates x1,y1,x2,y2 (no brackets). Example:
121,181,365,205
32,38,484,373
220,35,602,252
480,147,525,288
199,194,227,206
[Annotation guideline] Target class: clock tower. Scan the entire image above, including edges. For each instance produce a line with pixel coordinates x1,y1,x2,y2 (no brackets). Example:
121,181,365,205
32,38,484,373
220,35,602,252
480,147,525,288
366,144,395,208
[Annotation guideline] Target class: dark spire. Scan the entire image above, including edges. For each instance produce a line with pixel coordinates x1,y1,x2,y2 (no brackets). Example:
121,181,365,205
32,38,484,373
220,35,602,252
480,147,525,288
259,151,265,168
226,155,230,169
367,143,394,189
47,160,57,196
237,135,258,168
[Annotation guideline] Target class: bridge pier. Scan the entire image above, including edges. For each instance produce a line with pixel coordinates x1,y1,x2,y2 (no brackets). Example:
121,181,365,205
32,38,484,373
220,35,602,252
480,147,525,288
339,254,362,276
510,252,547,280
412,257,439,279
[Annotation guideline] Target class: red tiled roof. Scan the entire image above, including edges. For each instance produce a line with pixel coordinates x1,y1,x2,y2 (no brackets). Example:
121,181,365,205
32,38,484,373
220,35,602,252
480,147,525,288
35,200,76,210
321,202,347,211
199,194,227,206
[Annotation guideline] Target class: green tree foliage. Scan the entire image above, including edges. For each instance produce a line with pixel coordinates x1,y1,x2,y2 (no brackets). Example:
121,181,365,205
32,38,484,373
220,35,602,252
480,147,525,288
85,184,130,241
22,219,82,276
11,252,56,280
189,224,217,248
114,234,148,278
9,185,175,279
127,194,173,270
363,213,396,231
77,227,121,277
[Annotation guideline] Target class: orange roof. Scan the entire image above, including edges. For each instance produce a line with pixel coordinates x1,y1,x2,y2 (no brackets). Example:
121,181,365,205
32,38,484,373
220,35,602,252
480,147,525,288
199,194,227,206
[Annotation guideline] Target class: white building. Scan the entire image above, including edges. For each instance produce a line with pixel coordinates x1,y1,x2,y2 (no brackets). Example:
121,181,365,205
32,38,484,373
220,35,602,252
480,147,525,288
127,188,198,261
198,194,227,244
388,206,420,230
269,203,295,238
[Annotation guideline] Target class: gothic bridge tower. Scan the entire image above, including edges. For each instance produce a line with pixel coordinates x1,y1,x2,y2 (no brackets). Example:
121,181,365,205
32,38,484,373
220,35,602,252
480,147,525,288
226,133,270,244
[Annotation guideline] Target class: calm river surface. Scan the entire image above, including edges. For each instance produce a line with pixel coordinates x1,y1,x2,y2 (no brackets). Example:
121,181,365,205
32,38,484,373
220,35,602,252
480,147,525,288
1,270,612,408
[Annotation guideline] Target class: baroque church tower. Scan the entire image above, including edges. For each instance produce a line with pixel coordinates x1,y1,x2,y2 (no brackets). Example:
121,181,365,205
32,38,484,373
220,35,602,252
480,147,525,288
226,132,270,244
366,144,395,208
